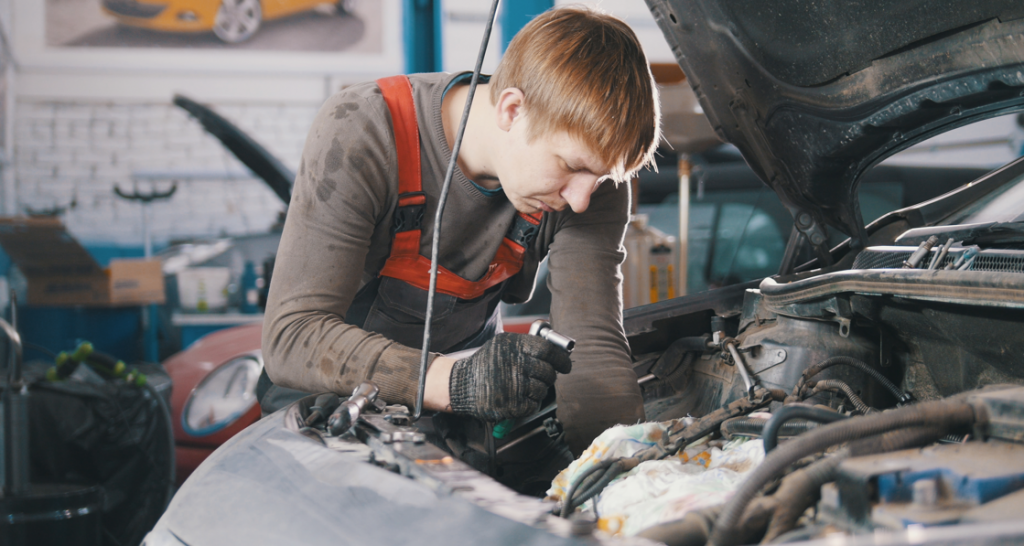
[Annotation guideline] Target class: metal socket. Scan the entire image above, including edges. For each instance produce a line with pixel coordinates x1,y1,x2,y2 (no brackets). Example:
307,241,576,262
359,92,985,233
528,320,575,353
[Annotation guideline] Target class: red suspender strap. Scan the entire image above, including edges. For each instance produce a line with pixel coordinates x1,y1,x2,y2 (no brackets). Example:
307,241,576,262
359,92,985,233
377,75,421,196
375,75,542,300
377,76,425,260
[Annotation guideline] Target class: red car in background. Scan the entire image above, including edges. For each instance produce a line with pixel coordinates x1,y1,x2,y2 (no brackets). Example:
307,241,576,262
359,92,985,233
163,323,263,484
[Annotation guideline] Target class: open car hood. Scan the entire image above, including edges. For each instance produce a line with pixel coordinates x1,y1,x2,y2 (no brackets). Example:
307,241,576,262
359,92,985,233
645,0,1024,260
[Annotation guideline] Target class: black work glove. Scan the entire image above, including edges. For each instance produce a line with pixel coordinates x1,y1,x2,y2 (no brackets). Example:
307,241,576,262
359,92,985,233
448,332,573,422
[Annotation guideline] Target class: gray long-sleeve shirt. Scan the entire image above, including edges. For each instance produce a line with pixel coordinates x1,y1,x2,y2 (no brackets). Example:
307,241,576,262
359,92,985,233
262,72,644,451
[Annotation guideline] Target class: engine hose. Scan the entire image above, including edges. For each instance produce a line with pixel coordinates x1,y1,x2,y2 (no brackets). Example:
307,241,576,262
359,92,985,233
561,390,774,519
760,453,845,543
810,379,874,415
560,458,619,518
721,417,818,439
636,495,776,546
707,399,976,546
762,425,947,542
638,504,723,546
565,460,628,515
563,390,776,519
794,356,910,404
847,424,947,456
763,406,848,453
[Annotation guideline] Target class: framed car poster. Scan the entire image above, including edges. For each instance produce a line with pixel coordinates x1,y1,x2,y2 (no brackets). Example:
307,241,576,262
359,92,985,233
14,0,403,75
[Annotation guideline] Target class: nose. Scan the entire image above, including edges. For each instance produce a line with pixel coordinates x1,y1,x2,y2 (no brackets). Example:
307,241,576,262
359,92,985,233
559,175,598,213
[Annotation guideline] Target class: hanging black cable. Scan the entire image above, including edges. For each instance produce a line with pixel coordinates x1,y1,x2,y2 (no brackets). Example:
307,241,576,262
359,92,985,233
413,0,502,421
793,356,910,404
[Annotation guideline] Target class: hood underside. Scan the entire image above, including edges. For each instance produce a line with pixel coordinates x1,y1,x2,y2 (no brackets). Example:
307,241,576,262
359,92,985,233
645,0,1024,260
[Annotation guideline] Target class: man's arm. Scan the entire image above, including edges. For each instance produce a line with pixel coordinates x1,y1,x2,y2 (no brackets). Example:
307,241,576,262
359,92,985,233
263,81,569,417
546,180,645,454
262,84,428,406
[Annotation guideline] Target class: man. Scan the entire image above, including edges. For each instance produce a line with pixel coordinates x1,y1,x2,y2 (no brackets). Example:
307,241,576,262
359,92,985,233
262,6,661,454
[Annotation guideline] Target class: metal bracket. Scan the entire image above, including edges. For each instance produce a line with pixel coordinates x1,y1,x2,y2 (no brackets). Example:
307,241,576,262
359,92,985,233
380,430,426,444
361,413,425,444
771,296,854,337
835,317,852,338
743,346,788,373
794,209,834,267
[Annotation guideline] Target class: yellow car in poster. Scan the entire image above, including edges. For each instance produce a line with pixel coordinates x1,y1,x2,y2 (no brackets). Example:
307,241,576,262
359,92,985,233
101,0,356,43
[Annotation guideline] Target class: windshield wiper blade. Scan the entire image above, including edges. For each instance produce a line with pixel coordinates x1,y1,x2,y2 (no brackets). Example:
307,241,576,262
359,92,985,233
895,222,1024,246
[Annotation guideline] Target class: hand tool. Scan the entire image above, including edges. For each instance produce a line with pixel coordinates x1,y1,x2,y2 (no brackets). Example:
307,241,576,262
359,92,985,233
488,321,575,475
327,382,379,436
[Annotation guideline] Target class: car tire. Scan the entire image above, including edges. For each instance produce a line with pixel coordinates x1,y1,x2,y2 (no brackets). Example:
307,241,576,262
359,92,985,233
213,0,262,44
336,0,356,17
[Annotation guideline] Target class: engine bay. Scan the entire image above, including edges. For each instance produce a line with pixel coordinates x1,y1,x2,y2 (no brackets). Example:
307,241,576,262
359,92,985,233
280,161,1024,545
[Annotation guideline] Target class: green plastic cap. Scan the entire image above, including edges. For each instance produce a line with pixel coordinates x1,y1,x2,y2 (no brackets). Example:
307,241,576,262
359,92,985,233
493,419,515,439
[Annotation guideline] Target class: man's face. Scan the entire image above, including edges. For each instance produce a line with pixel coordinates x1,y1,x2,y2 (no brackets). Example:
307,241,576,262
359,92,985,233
495,115,609,215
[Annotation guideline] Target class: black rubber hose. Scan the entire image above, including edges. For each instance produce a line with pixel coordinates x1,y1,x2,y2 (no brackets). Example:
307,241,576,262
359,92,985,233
636,495,777,546
761,454,845,543
811,379,874,415
796,356,909,404
638,504,723,546
708,399,976,546
561,458,618,518
721,417,818,439
566,460,626,515
762,425,947,541
762,406,848,453
847,425,947,457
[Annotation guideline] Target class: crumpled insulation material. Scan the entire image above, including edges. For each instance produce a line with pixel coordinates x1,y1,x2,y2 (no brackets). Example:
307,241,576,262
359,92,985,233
547,420,765,537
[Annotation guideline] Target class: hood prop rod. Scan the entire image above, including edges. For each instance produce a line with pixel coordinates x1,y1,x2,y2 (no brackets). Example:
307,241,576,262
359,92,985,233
413,0,501,422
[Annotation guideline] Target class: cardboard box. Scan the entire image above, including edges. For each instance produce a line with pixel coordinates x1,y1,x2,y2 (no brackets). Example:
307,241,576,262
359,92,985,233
0,217,165,307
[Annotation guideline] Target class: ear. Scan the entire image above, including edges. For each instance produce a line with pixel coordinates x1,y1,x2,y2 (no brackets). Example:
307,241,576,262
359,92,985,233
495,87,525,132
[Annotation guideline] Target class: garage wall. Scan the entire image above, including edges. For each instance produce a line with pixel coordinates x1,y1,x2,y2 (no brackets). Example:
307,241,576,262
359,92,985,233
3,0,401,250
10,92,315,248
5,0,675,250
13,98,312,246
10,0,1019,251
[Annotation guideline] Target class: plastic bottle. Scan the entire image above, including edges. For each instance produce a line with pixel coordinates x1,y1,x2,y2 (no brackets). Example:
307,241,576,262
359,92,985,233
240,261,259,314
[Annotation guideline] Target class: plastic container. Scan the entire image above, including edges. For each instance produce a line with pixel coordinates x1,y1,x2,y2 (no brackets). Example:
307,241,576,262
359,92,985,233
239,261,259,314
622,214,678,309
176,267,230,313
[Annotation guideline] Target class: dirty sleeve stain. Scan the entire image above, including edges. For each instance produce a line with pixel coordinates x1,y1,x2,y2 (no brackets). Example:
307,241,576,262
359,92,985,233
334,102,360,120
316,175,337,202
324,137,346,173
349,153,374,182
319,356,336,375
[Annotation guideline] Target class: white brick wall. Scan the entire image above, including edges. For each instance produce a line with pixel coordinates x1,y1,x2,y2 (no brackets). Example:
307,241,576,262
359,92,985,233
13,98,319,247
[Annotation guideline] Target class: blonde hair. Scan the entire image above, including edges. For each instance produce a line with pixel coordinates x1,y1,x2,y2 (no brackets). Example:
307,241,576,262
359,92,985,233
491,6,661,183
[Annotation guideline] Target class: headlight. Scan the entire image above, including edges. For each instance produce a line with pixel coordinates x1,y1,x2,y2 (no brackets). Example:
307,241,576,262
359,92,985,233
182,355,262,436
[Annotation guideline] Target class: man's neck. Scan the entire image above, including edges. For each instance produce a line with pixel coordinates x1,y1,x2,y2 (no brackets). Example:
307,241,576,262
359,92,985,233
441,81,501,190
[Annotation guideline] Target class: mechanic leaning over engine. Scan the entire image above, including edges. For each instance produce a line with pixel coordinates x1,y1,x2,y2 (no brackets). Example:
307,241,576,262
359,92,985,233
260,6,662,454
